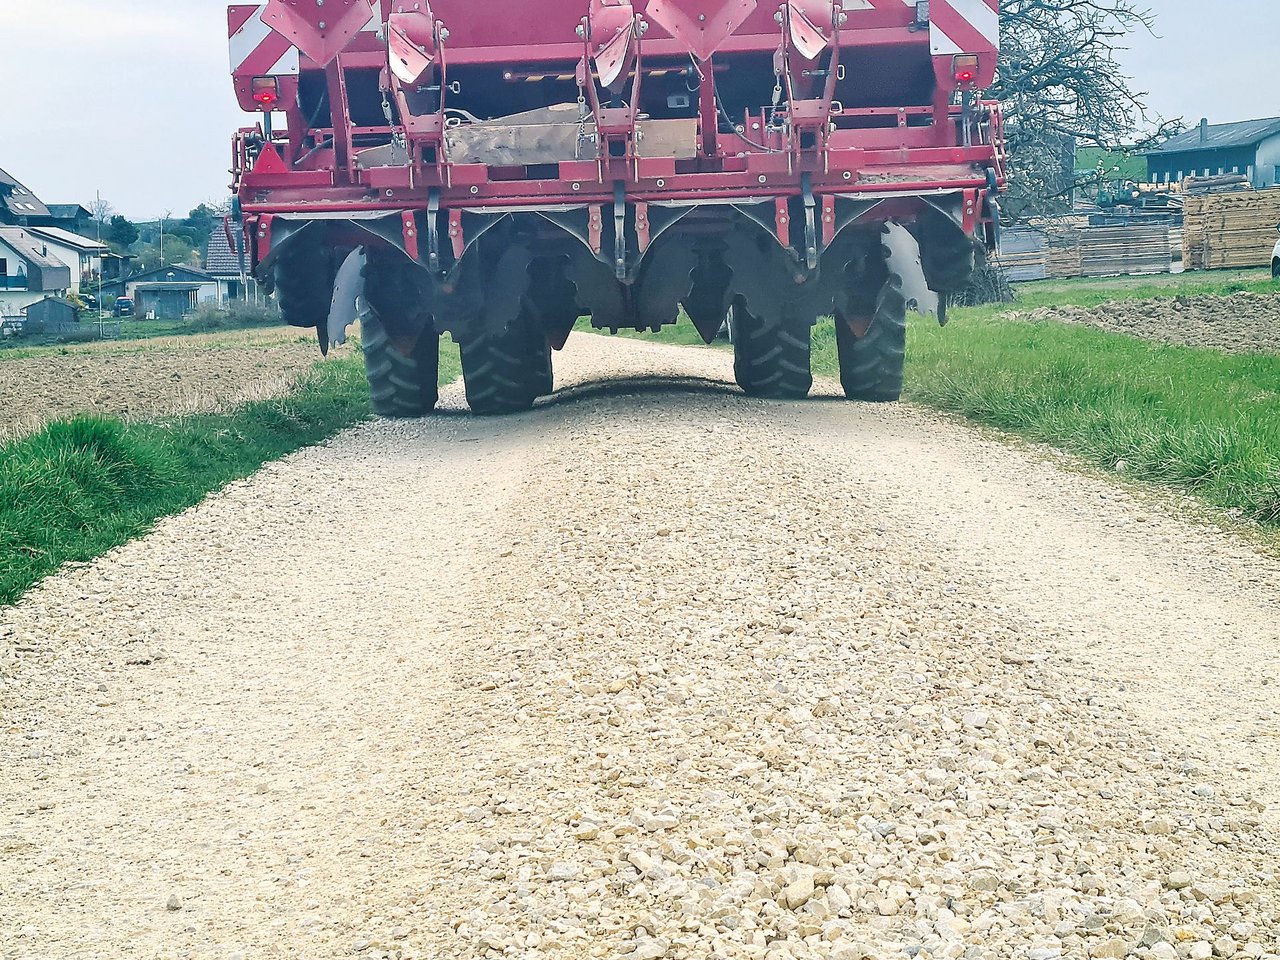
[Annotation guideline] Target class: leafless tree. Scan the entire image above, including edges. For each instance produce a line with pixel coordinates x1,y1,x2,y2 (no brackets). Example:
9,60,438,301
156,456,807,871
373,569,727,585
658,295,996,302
88,196,115,228
993,0,1180,220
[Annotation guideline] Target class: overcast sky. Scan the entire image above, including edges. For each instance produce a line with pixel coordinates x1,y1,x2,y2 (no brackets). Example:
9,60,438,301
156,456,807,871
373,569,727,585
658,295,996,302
0,0,1275,219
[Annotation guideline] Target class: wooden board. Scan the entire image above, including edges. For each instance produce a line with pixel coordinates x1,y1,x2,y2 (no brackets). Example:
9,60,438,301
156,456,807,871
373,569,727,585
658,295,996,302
445,118,698,166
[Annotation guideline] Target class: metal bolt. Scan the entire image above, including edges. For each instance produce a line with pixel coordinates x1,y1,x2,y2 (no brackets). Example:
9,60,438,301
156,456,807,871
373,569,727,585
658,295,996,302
759,175,767,184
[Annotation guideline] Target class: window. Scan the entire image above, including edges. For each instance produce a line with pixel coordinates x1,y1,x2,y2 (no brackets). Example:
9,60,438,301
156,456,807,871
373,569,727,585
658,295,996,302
0,257,7,276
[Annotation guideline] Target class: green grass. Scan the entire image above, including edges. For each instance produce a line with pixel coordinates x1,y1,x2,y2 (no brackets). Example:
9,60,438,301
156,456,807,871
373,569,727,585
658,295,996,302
986,269,1275,312
0,341,461,606
607,289,1280,531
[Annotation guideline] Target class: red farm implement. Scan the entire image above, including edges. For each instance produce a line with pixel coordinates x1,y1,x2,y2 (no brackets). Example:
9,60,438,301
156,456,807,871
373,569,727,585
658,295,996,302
228,0,1005,414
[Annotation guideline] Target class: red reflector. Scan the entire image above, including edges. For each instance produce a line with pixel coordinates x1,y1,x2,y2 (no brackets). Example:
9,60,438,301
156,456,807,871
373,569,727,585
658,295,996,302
953,55,980,84
251,77,280,108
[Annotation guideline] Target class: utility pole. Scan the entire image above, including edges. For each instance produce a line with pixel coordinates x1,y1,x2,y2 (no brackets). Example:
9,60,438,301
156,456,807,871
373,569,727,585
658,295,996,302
161,209,172,265
96,190,104,328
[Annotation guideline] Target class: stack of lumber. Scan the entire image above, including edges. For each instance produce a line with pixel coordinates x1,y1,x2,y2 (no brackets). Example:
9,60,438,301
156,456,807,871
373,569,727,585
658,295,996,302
1077,225,1171,277
995,229,1048,282
1183,189,1280,270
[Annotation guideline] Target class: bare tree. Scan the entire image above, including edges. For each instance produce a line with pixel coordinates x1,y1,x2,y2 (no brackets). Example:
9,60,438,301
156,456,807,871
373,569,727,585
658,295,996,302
994,0,1180,220
88,196,115,229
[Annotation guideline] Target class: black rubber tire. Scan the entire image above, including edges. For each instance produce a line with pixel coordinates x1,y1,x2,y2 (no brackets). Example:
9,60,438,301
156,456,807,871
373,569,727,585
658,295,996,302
460,313,549,415
273,229,333,331
1273,259,1280,280
919,210,978,294
362,310,440,418
730,297,813,399
836,272,908,403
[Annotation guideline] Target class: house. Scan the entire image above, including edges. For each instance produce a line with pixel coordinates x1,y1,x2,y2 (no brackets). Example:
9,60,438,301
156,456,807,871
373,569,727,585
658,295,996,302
32,204,94,233
204,229,259,304
0,167,51,224
100,264,219,319
1146,117,1280,188
22,226,109,292
0,226,72,318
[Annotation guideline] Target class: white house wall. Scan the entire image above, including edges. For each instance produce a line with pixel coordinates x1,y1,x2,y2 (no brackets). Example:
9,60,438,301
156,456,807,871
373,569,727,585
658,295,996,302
1255,133,1280,188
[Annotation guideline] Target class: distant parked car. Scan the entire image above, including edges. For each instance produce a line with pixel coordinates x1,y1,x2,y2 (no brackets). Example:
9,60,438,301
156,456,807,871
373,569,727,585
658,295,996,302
1272,225,1280,279
114,297,134,318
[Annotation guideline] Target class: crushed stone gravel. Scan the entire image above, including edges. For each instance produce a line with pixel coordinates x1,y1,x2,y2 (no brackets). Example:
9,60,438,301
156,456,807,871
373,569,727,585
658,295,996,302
1,334,1278,960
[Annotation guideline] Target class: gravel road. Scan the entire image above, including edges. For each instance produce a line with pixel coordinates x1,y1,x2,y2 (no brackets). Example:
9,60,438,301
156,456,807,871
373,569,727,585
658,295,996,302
3,335,1279,960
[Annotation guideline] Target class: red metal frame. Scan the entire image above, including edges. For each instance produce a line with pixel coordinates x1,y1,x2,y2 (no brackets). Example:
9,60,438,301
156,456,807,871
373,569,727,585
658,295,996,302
229,0,1005,270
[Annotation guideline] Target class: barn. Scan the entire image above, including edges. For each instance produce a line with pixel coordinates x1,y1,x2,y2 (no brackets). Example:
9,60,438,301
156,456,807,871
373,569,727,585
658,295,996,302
1146,117,1280,189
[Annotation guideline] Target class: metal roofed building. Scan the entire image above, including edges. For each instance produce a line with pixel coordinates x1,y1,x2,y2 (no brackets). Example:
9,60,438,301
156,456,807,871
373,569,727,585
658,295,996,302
1146,117,1280,188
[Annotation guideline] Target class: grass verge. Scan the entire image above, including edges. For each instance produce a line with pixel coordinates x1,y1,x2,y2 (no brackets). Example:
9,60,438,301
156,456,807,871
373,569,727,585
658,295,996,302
0,342,461,606
606,308,1280,531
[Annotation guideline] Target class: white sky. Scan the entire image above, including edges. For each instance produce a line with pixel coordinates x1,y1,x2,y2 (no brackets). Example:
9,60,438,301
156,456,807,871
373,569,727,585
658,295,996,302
0,0,1275,219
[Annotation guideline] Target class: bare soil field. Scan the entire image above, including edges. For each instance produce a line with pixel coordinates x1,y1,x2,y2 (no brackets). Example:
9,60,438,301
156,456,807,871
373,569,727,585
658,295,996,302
0,329,322,440
3,337,1279,959
1016,292,1280,353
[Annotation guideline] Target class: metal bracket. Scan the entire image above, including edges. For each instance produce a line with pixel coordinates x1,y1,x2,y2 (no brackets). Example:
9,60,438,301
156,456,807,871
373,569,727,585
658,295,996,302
449,209,465,261
401,211,420,263
613,181,627,281
589,205,605,256
635,201,651,254
427,189,442,270
821,194,836,248
774,198,790,251
802,173,818,270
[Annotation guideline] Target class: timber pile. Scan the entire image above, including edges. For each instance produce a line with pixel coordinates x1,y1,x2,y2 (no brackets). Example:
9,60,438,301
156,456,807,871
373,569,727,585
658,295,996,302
1077,225,1171,277
1183,189,1280,270
999,223,1172,281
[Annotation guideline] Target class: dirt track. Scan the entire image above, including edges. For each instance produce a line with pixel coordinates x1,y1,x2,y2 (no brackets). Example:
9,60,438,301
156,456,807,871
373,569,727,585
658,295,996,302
3,336,1279,959
0,329,320,440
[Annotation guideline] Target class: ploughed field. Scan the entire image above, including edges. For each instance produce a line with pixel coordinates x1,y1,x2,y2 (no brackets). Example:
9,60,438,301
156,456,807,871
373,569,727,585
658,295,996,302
3,335,1279,960
1009,291,1280,354
0,329,322,441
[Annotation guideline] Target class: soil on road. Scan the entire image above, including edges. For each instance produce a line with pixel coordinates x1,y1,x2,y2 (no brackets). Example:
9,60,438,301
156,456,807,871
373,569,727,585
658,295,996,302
2,336,1278,959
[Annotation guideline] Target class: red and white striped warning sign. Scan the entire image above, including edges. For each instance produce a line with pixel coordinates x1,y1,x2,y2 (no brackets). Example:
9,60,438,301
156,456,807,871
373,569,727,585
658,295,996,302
840,0,998,56
926,0,999,56
229,4,299,77
228,3,384,77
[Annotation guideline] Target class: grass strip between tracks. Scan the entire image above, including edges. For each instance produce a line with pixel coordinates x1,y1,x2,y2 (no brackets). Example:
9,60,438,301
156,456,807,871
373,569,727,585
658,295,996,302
0,344,462,606
611,310,1280,530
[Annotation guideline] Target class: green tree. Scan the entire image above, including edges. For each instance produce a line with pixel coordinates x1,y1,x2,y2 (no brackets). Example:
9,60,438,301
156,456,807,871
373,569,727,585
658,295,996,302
107,215,140,249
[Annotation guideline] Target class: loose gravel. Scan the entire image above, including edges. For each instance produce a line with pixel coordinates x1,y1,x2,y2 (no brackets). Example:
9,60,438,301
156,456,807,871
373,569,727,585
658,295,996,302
2,335,1278,960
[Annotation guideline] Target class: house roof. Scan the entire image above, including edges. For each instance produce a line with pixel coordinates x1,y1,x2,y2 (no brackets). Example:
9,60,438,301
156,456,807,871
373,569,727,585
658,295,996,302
26,226,108,253
205,229,245,278
22,296,78,312
123,264,214,283
133,282,206,291
43,204,91,222
0,167,52,220
1147,117,1280,156
0,226,69,271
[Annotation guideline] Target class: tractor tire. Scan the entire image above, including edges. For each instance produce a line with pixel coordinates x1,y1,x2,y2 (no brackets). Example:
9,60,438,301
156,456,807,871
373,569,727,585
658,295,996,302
1273,259,1280,280
273,229,333,331
361,309,440,418
918,209,979,294
730,297,814,399
836,270,908,403
460,312,550,415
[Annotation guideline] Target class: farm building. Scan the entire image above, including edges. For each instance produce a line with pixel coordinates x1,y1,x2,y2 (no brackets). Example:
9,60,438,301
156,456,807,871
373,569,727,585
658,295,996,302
23,296,80,334
1146,117,1280,188
100,264,218,318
